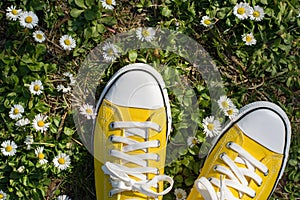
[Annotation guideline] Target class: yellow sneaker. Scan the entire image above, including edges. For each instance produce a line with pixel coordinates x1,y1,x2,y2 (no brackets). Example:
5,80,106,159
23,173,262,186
94,63,173,200
187,101,291,200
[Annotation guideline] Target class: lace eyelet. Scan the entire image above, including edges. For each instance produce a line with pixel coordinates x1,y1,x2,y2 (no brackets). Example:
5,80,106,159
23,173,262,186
108,135,114,142
264,169,269,176
109,122,115,129
156,168,160,175
156,154,160,161
226,141,233,148
258,181,262,187
219,152,226,159
156,140,161,147
213,165,218,171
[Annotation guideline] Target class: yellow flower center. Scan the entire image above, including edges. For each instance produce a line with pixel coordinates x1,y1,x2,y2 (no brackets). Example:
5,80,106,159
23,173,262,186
12,9,18,15
34,85,40,91
106,0,113,5
207,123,215,131
227,109,234,115
58,158,65,164
237,7,245,15
246,35,252,42
204,19,211,25
13,108,19,114
253,11,260,17
108,49,114,56
36,34,43,39
0,194,3,198
192,138,198,145
142,30,150,37
86,108,93,115
221,101,229,109
37,120,45,127
5,145,13,152
64,39,71,46
177,193,183,199
25,16,33,23
38,153,45,159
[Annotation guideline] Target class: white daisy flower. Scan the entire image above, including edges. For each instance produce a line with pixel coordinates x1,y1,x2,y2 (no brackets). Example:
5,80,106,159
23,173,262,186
202,116,221,137
200,15,213,27
217,96,234,111
242,33,256,46
233,2,252,20
32,114,51,133
53,153,71,170
33,30,46,43
0,190,7,200
101,0,116,10
102,42,119,62
136,27,156,42
29,80,44,95
174,188,187,200
9,104,24,120
63,72,76,86
250,5,265,21
6,5,22,21
57,84,71,93
35,146,48,165
187,136,199,148
19,11,39,29
59,35,76,51
224,106,239,120
15,118,30,127
24,135,34,150
57,195,72,200
79,104,96,119
1,140,17,156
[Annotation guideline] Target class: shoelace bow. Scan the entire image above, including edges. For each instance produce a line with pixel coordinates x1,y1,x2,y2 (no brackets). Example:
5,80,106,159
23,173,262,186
196,142,269,200
102,121,174,198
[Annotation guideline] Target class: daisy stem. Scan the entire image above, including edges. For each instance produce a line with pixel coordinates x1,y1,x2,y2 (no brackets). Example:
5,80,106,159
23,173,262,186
33,142,55,147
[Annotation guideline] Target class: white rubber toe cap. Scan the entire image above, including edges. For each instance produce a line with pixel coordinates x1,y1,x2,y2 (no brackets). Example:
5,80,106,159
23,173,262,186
105,69,164,109
237,107,288,154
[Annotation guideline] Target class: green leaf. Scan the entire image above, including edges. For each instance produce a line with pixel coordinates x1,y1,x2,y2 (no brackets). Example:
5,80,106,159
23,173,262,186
70,8,85,18
162,6,172,17
128,50,137,62
97,23,106,34
75,0,87,8
64,127,75,136
101,16,117,26
34,102,50,113
85,0,95,7
84,9,96,21
260,0,268,4
185,176,195,186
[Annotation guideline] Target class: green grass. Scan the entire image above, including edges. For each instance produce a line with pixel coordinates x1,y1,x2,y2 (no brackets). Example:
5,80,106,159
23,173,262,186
0,0,299,199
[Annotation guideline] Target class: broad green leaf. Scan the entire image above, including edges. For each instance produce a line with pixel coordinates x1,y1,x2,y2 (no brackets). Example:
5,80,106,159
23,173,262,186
75,0,87,8
64,127,75,136
128,50,137,62
70,8,85,18
162,6,172,17
97,23,106,33
85,0,95,7
84,9,96,21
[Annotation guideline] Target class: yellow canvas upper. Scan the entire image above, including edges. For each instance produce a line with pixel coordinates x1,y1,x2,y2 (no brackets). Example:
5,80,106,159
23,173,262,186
94,99,168,200
187,124,284,200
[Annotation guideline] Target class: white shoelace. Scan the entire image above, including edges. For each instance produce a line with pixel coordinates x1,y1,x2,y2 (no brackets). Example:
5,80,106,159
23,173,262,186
102,121,174,198
196,142,269,200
